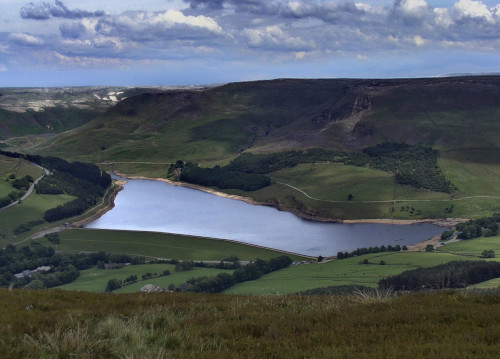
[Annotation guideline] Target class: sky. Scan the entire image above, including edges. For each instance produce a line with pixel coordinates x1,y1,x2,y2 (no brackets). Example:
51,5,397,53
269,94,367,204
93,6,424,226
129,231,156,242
0,0,499,86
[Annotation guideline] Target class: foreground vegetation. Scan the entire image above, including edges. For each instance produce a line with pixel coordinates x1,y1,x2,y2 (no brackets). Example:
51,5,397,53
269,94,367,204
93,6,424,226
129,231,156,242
1,289,499,358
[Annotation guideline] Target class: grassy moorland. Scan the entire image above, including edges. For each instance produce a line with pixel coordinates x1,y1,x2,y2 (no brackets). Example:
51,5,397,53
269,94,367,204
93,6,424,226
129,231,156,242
1,289,499,358
39,229,309,262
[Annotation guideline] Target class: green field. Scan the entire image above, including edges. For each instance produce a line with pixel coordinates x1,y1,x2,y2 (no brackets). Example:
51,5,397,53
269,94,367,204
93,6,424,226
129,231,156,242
40,228,309,262
0,155,43,197
437,235,500,257
0,193,74,245
222,162,458,219
55,263,234,293
224,251,466,295
224,235,500,295
468,277,500,289
45,232,500,295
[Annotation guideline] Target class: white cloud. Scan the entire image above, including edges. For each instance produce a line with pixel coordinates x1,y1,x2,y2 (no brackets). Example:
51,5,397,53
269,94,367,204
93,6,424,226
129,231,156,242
0,64,7,72
433,8,453,27
451,0,494,23
243,25,315,51
492,5,500,17
399,0,429,15
8,33,44,46
294,50,306,59
153,10,223,33
413,35,426,46
356,53,368,60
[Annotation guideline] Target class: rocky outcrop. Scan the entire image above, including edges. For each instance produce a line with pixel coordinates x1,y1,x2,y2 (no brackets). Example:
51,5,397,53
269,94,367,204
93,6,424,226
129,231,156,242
140,284,170,293
311,96,372,127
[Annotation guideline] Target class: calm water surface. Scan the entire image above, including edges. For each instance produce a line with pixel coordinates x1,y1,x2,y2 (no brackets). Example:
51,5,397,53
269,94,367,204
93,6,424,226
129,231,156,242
86,179,444,256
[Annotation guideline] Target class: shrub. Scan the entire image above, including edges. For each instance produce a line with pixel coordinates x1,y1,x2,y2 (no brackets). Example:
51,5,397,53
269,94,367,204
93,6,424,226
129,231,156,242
481,250,495,258
105,279,122,292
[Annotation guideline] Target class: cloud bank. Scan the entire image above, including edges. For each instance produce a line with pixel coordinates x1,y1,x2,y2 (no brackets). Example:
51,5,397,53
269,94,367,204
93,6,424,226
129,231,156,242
20,0,105,20
1,0,499,84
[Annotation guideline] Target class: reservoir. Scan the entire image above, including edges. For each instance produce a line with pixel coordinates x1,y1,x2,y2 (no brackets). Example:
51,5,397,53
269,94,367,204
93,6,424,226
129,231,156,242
86,179,444,256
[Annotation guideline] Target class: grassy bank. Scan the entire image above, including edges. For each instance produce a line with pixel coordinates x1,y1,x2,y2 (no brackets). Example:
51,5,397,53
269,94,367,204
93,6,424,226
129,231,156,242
1,289,499,358
40,228,310,262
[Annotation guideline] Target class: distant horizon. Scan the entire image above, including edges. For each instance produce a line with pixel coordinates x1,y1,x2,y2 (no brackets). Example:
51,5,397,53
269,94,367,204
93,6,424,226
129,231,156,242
1,72,500,89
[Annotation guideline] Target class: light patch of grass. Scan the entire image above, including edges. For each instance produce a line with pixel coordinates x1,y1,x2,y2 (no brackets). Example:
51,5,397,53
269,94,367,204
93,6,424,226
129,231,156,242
468,277,500,289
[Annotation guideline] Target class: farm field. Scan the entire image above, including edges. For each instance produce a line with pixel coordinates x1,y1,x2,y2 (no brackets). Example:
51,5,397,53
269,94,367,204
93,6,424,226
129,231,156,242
0,154,43,196
40,228,309,262
223,251,466,295
55,263,234,293
224,238,500,296
0,193,74,245
437,235,500,257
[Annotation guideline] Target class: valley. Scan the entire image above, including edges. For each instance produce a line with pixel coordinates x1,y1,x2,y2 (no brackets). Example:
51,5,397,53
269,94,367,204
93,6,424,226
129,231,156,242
1,76,500,358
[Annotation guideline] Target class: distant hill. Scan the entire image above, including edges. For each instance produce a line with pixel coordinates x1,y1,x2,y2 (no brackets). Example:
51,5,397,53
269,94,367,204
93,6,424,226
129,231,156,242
0,87,170,140
2,76,499,220
20,76,499,164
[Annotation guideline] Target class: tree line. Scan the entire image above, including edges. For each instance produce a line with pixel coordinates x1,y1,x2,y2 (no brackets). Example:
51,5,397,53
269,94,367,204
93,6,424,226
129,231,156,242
168,143,452,193
336,244,407,259
379,260,500,290
455,214,500,239
225,143,451,193
170,161,271,191
0,239,144,289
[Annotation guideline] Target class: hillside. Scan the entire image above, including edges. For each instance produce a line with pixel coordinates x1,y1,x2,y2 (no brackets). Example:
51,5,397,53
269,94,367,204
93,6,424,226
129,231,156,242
22,76,500,163
3,76,500,220
0,87,175,148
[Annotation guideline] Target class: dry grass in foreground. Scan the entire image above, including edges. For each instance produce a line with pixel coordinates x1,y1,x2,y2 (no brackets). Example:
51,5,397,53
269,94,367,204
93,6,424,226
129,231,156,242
1,289,499,358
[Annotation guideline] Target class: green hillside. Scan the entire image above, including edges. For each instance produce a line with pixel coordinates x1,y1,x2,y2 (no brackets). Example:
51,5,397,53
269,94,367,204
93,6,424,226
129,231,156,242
11,76,496,220
26,76,499,162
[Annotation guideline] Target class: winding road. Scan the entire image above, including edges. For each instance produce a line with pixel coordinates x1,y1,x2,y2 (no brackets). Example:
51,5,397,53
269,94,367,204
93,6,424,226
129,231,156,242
0,163,50,212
